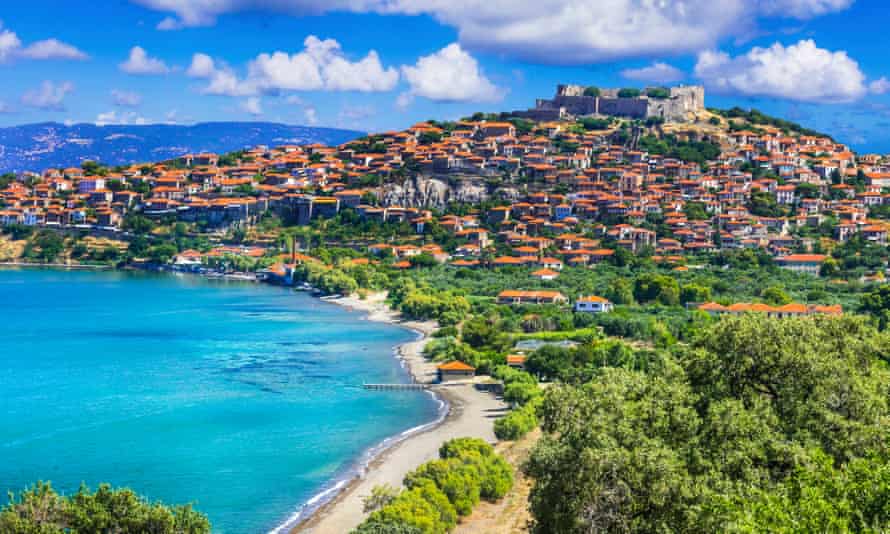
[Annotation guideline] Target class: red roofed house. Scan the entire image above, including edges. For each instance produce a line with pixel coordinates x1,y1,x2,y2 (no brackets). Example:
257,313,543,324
437,361,476,382
777,254,827,275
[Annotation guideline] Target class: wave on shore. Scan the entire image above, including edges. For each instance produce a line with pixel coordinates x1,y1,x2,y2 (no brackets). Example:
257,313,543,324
269,386,448,534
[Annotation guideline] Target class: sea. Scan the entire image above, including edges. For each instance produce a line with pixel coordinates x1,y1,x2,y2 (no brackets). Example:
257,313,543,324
0,268,441,533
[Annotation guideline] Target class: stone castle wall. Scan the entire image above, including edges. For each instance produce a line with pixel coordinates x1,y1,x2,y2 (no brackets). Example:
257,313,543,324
516,84,705,122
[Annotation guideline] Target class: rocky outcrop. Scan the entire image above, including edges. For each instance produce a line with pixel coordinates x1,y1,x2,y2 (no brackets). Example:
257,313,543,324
382,175,489,208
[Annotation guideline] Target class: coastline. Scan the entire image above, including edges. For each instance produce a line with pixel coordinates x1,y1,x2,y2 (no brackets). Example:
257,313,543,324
283,292,507,534
0,261,113,270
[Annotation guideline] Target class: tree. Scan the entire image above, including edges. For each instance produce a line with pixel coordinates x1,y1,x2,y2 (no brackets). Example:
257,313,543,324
820,257,841,278
123,214,155,235
605,277,635,305
683,201,709,221
0,482,210,534
680,283,711,305
760,286,791,305
633,273,679,305
860,284,890,329
147,244,178,264
408,253,437,268
26,230,64,262
363,485,399,513
525,315,890,533
617,88,641,98
748,190,784,217
583,86,601,97
646,87,670,99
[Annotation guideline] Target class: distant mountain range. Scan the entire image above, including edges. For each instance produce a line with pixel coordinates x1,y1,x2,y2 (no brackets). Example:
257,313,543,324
0,122,364,174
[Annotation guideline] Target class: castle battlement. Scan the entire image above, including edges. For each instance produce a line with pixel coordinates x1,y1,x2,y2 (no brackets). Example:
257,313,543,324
512,84,705,123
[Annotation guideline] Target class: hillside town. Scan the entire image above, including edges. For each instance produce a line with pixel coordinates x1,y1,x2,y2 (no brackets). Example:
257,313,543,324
3,88,889,293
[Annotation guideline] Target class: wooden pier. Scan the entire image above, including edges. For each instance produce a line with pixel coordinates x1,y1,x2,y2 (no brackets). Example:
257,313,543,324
363,383,430,391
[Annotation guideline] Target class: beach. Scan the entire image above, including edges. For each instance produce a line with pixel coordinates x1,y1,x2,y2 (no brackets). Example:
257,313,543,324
291,293,508,534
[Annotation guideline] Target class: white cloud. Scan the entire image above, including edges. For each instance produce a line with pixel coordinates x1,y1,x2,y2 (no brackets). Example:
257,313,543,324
0,101,13,113
0,24,86,62
186,52,216,77
111,89,142,107
400,43,502,104
21,39,88,60
694,39,866,103
193,35,397,96
21,81,74,111
0,28,22,62
869,77,890,95
157,16,185,30
303,106,318,125
620,62,685,84
119,46,170,74
95,110,149,126
241,96,263,116
756,0,854,19
131,0,854,63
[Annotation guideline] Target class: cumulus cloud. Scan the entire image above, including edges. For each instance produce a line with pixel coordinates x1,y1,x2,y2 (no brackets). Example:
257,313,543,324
132,0,854,63
241,96,263,115
120,46,170,74
869,77,890,95
96,110,149,126
0,24,87,62
191,35,398,96
111,89,142,107
400,43,502,105
621,62,685,84
186,52,216,77
694,39,867,103
21,39,88,60
21,81,74,111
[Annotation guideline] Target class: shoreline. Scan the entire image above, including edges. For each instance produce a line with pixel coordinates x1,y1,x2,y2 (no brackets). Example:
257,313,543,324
283,293,506,534
0,261,113,270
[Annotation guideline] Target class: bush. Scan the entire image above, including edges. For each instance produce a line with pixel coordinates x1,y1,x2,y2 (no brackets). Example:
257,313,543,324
494,402,538,440
617,88,641,98
365,480,456,534
356,438,513,533
0,482,210,534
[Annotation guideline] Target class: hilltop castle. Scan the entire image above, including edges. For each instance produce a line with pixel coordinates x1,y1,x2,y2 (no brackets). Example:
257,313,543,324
512,84,705,123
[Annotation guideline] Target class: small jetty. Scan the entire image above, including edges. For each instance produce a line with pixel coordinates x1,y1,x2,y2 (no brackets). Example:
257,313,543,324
363,383,430,391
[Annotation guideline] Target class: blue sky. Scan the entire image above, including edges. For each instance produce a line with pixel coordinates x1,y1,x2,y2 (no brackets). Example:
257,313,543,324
2,0,890,152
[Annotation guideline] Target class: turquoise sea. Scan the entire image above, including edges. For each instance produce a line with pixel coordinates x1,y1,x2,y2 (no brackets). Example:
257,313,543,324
0,268,440,533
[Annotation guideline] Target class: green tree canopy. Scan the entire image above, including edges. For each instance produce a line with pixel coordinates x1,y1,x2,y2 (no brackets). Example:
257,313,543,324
525,315,890,533
0,482,210,534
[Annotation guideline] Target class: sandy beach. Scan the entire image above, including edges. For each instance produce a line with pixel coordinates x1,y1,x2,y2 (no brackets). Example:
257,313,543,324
290,292,507,534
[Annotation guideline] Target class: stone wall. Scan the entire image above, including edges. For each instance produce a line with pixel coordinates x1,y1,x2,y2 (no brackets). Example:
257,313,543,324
516,84,706,123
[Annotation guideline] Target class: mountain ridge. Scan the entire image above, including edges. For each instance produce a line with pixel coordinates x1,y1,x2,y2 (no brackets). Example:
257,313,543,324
0,121,364,174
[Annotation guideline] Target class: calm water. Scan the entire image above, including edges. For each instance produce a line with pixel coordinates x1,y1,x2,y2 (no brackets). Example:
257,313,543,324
0,268,439,533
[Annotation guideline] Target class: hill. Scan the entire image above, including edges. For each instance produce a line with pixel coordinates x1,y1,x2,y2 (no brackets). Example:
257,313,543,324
0,122,363,173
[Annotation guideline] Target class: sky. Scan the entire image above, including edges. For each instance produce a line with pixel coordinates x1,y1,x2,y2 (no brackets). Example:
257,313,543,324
1,0,890,152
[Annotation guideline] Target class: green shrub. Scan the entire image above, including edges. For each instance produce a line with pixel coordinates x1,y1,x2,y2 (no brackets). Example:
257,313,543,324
0,482,210,534
494,402,538,440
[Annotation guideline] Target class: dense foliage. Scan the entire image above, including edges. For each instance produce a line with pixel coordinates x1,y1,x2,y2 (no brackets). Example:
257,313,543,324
354,438,513,534
0,482,210,533
525,314,890,533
